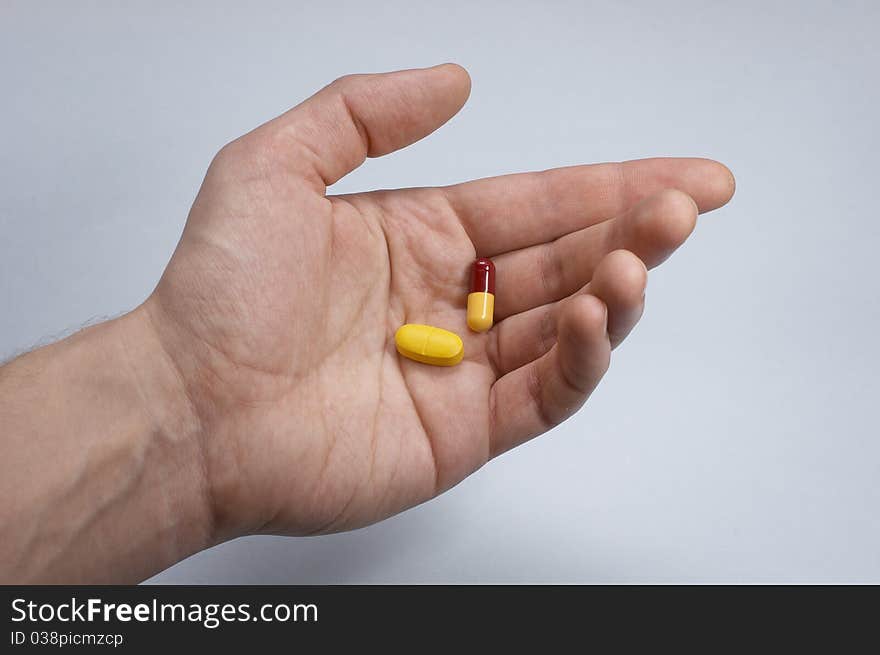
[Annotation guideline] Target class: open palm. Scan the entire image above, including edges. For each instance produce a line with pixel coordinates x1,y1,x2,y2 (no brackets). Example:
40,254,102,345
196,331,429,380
145,64,734,541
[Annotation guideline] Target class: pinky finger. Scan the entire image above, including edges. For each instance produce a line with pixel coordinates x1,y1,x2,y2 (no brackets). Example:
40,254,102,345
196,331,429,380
489,294,611,458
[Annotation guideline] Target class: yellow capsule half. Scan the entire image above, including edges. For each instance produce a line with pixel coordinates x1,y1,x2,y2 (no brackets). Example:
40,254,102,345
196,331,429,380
466,292,495,333
395,324,464,367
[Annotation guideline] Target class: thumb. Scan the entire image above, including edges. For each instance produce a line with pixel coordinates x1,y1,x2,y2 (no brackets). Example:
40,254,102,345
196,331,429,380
256,63,471,189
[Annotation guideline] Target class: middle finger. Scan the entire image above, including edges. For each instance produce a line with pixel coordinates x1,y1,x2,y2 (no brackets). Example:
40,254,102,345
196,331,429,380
491,188,697,320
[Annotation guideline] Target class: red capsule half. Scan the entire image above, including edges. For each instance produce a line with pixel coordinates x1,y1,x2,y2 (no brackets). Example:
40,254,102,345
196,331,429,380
470,258,495,294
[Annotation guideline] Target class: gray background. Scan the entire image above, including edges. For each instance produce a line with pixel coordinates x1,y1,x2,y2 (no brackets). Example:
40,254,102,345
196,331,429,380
2,0,878,582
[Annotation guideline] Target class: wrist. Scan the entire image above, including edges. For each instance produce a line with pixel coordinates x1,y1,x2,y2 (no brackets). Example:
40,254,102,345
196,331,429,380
137,293,268,543
109,305,217,569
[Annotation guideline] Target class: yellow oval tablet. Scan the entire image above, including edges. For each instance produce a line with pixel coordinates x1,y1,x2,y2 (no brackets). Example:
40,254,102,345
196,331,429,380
395,324,464,367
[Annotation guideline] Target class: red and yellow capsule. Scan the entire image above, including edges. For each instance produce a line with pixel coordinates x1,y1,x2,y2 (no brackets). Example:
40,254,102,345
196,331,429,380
467,257,495,333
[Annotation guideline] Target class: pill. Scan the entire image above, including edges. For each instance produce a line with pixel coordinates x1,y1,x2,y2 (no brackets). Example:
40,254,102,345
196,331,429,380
466,257,495,333
395,324,464,367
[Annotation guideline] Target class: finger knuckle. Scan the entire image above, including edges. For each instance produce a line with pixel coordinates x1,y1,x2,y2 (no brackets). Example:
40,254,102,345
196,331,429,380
539,240,566,299
329,73,362,92
211,132,288,181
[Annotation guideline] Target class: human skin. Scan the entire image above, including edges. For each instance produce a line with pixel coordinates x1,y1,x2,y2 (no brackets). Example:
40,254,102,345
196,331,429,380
0,64,734,583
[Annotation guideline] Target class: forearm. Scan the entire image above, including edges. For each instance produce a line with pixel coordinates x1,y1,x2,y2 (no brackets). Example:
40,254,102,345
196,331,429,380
0,308,212,583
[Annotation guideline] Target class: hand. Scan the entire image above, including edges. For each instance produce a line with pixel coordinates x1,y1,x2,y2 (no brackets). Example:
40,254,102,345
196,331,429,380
142,64,734,540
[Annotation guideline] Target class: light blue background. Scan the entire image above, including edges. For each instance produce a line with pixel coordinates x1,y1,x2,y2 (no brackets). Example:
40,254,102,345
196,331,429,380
2,1,878,582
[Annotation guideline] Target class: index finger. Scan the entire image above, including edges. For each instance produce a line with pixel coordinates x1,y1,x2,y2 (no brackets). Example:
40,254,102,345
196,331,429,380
444,157,735,256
